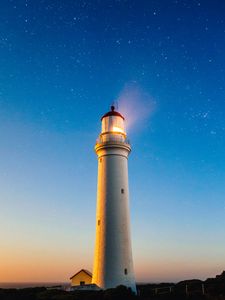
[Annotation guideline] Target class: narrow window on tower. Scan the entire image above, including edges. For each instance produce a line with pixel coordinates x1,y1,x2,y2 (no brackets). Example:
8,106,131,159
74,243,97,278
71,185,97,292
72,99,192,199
98,220,100,226
124,268,128,275
121,188,124,194
100,158,102,163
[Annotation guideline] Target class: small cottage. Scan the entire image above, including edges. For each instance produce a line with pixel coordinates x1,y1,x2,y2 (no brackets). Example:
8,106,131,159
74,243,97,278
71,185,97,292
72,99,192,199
70,269,92,286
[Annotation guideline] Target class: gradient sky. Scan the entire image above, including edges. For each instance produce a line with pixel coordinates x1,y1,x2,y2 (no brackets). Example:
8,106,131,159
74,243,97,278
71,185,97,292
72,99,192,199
1,0,225,283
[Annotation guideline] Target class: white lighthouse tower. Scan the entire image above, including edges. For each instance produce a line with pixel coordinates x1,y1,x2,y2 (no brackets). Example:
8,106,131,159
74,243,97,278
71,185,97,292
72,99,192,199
92,106,136,293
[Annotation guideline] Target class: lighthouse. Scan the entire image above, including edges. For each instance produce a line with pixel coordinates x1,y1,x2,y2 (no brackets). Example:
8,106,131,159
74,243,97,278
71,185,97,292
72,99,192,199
92,106,136,293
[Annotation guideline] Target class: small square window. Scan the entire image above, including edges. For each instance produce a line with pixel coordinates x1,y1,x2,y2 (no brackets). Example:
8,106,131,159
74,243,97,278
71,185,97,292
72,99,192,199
80,281,85,285
121,188,124,194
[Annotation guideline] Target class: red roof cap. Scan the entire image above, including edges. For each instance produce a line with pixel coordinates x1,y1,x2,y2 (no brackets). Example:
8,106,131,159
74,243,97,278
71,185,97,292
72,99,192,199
101,105,124,121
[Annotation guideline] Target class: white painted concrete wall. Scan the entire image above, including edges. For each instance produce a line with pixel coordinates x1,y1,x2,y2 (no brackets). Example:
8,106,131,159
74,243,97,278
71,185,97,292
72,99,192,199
92,129,136,293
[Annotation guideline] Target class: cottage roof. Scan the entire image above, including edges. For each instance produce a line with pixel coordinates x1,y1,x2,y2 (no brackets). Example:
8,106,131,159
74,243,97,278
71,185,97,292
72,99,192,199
70,269,92,280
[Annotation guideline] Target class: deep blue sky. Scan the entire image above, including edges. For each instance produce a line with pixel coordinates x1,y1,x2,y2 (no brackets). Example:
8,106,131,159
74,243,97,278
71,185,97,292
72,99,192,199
1,0,225,283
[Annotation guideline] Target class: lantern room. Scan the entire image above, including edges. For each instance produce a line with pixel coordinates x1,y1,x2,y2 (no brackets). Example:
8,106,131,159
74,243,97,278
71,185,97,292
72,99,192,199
100,106,126,142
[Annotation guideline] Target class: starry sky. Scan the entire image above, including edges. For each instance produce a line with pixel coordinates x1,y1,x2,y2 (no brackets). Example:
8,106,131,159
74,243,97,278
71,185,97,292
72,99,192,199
1,0,225,284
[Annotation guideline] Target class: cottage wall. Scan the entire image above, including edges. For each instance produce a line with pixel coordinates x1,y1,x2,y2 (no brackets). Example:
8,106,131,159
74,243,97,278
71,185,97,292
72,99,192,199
71,270,92,286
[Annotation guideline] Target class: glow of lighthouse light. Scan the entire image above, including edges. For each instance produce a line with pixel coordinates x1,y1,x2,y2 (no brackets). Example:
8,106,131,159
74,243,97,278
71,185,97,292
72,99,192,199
112,126,124,133
116,83,155,133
